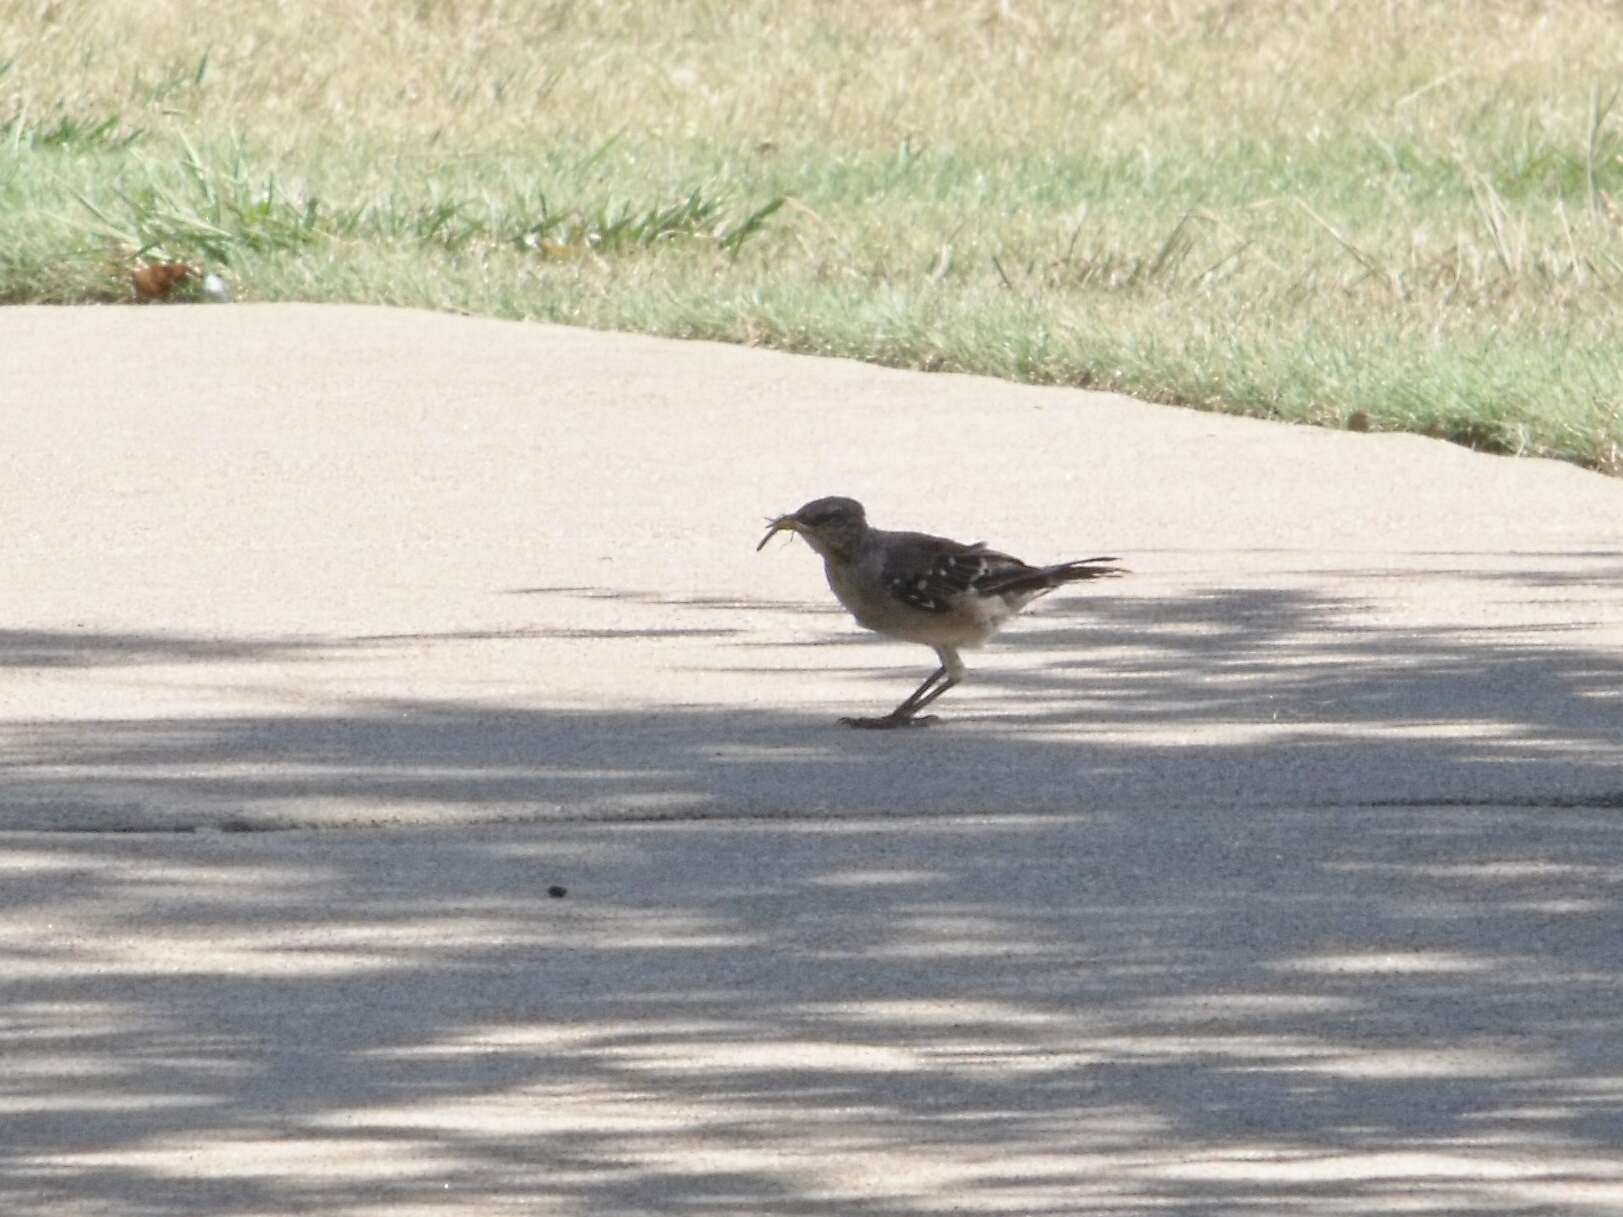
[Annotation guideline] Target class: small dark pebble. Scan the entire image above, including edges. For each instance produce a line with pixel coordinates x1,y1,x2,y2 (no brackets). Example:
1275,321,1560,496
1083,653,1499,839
547,885,568,898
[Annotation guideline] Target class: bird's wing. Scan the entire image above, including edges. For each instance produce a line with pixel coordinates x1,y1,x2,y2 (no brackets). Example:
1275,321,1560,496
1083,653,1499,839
878,533,1035,614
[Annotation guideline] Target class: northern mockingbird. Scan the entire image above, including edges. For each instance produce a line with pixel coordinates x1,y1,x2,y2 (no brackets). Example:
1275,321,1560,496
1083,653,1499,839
757,496,1123,728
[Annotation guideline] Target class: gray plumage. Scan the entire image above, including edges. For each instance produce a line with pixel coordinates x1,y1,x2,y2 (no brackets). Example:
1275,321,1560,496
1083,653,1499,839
757,496,1123,728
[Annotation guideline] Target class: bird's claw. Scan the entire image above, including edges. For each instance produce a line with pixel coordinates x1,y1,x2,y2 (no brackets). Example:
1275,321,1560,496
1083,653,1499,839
838,713,940,730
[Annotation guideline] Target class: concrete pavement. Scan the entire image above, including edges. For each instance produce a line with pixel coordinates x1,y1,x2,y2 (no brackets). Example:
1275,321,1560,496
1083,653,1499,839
5,304,1621,830
2,304,1621,1213
6,813,1623,1215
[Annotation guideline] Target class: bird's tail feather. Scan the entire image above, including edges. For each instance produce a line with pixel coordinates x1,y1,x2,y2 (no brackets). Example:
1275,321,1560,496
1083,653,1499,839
984,557,1125,596
1049,557,1126,582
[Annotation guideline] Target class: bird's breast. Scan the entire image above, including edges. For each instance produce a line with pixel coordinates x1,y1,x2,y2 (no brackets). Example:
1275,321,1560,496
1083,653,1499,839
824,557,887,630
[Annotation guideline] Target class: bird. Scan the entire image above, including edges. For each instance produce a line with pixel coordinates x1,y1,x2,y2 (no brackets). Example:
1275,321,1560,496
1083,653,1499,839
757,496,1123,728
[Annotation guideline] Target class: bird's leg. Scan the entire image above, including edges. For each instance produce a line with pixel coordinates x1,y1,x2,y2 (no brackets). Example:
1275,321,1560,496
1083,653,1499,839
840,647,964,730
899,669,958,716
839,665,948,729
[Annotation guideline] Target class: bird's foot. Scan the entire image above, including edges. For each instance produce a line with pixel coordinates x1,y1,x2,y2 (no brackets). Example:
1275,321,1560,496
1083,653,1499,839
838,713,940,730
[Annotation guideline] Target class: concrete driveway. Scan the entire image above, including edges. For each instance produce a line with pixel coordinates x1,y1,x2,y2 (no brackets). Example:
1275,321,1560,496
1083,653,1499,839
3,304,1621,1213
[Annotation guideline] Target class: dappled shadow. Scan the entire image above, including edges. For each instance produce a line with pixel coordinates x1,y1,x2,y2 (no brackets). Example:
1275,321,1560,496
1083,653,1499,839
0,629,325,669
2,807,1621,1214
4,570,1623,1210
1020,582,1622,748
506,584,842,615
10,573,1620,829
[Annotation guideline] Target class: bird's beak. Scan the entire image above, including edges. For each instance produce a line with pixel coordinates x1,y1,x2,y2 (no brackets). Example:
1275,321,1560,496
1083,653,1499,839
756,513,801,551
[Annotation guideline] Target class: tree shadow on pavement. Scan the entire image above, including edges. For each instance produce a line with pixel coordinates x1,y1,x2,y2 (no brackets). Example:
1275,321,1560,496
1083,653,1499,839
8,575,1619,829
2,574,1622,1213
2,808,1621,1215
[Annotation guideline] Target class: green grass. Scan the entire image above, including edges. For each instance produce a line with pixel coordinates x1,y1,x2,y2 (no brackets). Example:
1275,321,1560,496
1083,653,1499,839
3,0,1621,473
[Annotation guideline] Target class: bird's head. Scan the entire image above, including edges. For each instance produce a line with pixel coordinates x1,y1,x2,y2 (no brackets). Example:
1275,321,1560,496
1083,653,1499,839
756,496,868,561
